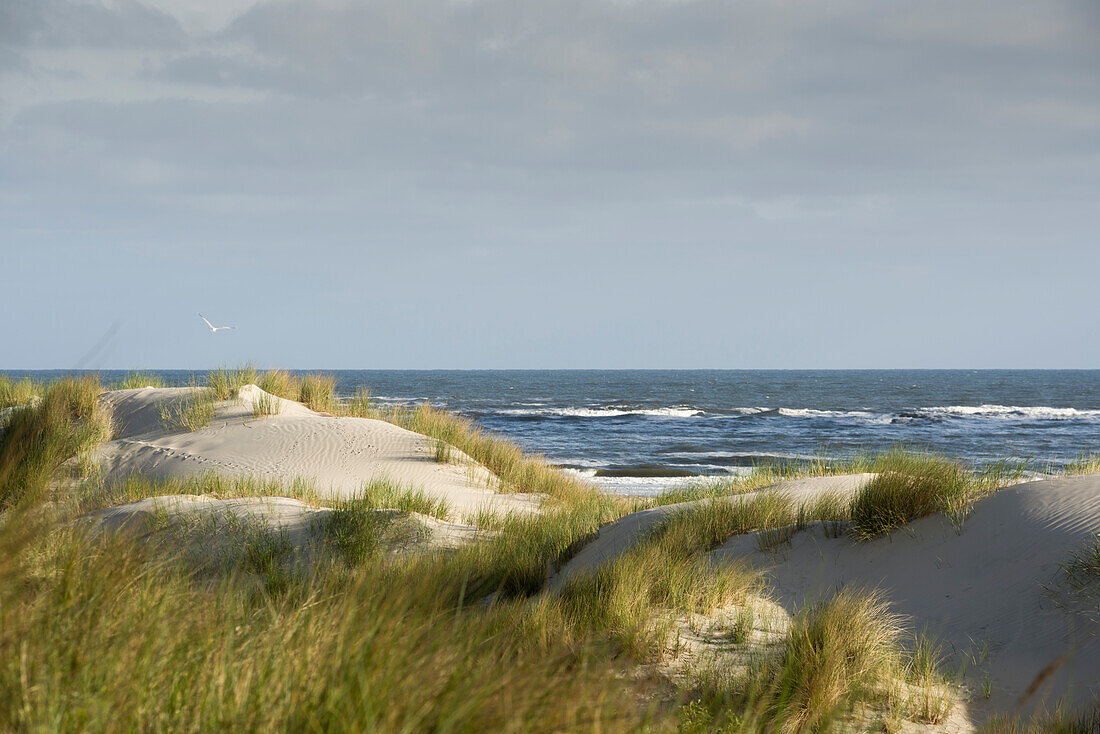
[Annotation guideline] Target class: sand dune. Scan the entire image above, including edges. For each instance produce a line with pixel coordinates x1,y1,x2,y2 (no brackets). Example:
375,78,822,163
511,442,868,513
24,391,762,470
95,386,539,516
82,493,484,554
549,474,876,589
709,475,1100,721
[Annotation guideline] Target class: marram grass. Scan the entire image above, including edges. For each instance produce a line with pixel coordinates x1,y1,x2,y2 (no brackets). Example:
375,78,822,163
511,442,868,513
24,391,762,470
0,522,654,733
0,374,43,409
109,371,166,390
0,376,111,509
0,373,984,732
158,387,217,432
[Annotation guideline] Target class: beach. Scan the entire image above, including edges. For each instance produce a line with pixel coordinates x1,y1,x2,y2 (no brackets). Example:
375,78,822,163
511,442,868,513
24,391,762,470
1,372,1099,731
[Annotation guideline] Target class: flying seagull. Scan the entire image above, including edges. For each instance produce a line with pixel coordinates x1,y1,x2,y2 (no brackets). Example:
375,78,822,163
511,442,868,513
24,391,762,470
198,313,235,332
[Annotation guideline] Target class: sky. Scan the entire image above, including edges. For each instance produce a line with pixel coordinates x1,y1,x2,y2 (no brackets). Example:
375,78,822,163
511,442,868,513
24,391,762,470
1,0,1098,369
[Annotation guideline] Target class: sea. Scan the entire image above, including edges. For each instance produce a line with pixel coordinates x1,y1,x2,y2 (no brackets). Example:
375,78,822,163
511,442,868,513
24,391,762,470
8,369,1100,496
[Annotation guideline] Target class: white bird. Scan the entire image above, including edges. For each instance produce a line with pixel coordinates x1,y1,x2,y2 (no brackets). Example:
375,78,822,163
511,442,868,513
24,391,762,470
198,313,236,332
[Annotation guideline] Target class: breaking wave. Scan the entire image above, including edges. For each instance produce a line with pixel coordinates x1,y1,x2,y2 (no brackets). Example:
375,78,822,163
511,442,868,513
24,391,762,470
492,403,1099,424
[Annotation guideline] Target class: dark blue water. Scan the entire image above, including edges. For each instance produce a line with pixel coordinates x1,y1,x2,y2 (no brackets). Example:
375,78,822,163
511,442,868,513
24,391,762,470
8,370,1100,494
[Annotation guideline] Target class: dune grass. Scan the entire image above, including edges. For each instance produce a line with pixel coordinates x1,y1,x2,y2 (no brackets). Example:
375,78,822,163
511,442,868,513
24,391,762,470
358,402,605,509
748,589,903,730
0,374,43,409
848,449,1021,538
257,369,301,402
251,391,280,418
0,380,971,732
348,478,452,520
0,376,111,509
1063,452,1100,476
158,387,217,432
557,500,764,659
298,373,337,412
109,371,166,390
207,364,258,400
0,373,987,730
650,454,878,506
77,472,325,514
984,704,1100,733
0,521,653,732
339,386,374,417
1060,533,1100,590
687,590,954,732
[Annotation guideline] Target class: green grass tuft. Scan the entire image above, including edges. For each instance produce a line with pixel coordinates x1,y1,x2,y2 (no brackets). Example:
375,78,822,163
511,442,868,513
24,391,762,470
351,478,451,520
0,376,111,509
433,437,452,463
734,588,903,731
340,387,374,417
206,364,257,400
851,450,977,539
109,371,166,390
81,472,323,514
0,374,43,409
1063,453,1100,476
1061,533,1100,589
251,392,280,418
158,388,217,432
297,373,337,412
256,369,300,401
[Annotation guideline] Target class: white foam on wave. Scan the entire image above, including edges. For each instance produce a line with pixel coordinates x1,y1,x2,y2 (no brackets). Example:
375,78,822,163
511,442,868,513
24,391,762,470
500,406,703,419
562,469,697,496
777,408,886,422
922,404,1100,420
661,450,826,461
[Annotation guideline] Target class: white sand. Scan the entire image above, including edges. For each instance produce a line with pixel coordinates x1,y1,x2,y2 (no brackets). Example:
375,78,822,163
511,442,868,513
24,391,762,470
95,386,540,516
82,493,483,553
549,474,877,589
709,474,1100,722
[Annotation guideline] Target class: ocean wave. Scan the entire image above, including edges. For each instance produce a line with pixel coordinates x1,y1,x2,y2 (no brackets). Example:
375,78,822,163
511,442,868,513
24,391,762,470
491,403,1100,423
920,404,1100,420
561,469,701,496
499,406,704,419
660,450,828,463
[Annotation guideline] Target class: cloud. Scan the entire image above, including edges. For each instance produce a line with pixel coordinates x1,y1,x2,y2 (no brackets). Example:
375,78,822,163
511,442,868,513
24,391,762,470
1,2,1097,276
1,0,185,48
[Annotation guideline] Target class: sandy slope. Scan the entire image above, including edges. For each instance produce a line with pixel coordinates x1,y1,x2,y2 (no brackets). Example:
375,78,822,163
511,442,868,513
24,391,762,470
548,474,876,589
82,494,483,553
710,475,1100,722
94,386,539,516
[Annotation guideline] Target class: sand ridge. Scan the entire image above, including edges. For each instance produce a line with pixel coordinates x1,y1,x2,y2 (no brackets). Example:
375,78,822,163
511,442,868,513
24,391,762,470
549,473,877,589
709,474,1100,721
94,386,540,516
81,493,484,554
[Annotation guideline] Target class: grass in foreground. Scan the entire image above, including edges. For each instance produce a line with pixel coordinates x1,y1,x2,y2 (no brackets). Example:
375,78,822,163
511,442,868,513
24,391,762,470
687,589,953,732
0,520,652,732
2,373,986,731
0,376,111,509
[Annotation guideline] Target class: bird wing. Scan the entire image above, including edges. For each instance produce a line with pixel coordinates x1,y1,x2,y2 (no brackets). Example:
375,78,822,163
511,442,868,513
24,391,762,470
198,313,216,330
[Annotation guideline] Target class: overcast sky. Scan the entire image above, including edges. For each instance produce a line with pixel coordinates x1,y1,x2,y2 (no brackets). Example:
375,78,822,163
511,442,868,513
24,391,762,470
2,0,1097,369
